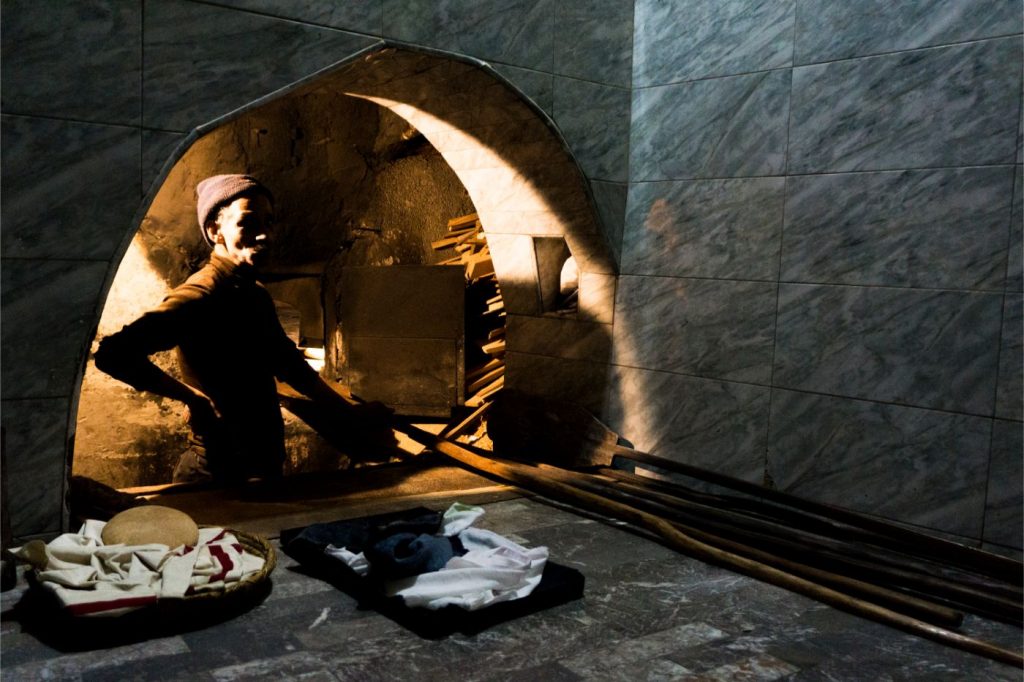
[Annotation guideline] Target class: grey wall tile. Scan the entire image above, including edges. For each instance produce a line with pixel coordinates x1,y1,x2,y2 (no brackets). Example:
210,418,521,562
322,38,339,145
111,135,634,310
605,365,770,482
767,390,991,537
382,0,554,72
1,259,109,399
789,38,1022,173
985,419,1024,548
142,130,189,195
209,0,382,34
1018,106,1023,164
493,65,554,115
2,398,70,537
633,0,794,86
506,315,612,361
505,353,609,415
781,167,1016,290
0,0,141,125
774,284,1003,414
613,276,777,384
1008,167,1023,292
1,116,140,260
631,69,790,181
996,294,1023,421
795,0,1023,65
624,177,784,279
553,78,630,182
590,180,627,266
553,0,633,87
144,0,377,131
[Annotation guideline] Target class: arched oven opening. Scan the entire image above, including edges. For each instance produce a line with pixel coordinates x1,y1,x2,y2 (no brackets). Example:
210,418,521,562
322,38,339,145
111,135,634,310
70,47,609,523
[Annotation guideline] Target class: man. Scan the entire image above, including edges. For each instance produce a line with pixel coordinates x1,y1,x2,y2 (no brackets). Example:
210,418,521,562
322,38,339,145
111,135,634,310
96,174,392,484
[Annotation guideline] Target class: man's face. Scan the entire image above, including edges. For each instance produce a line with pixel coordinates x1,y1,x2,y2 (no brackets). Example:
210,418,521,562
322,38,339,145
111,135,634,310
208,194,275,268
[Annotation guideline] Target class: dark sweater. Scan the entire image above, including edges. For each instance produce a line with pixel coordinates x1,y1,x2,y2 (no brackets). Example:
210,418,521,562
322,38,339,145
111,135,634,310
95,254,319,475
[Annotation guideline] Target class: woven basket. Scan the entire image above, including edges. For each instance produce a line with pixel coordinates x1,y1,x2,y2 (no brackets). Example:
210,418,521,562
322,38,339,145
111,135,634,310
21,526,276,644
175,528,276,604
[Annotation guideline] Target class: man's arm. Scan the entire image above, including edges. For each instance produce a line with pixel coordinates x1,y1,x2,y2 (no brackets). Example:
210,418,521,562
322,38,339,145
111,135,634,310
93,308,220,430
272,341,393,429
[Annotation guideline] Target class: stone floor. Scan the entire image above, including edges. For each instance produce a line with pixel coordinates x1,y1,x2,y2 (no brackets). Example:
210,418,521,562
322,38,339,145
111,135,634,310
1,495,1021,681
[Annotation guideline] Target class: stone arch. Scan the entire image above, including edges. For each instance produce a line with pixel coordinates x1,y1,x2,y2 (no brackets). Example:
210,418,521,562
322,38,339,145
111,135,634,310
76,43,616,485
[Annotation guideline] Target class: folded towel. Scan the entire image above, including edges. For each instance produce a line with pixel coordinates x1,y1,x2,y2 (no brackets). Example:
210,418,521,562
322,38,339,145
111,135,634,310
12,523,265,616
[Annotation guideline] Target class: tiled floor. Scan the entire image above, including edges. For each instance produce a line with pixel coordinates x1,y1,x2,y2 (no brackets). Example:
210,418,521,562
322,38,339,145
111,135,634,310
1,496,1020,681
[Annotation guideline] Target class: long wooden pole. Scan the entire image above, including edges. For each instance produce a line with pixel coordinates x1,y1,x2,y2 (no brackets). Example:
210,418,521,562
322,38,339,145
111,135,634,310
427,436,1023,668
610,446,1021,584
594,467,1023,599
596,466,1019,590
529,462,964,627
587,468,1022,606
536,463,1020,624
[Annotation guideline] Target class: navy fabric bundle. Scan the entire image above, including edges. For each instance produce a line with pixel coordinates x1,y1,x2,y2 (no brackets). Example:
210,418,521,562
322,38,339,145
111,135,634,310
291,509,465,578
365,533,458,579
280,507,586,638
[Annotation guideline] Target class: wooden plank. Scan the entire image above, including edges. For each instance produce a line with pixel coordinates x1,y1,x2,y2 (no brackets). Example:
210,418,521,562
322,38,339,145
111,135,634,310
465,376,504,407
345,337,459,414
454,229,484,246
431,228,476,250
466,357,504,382
447,213,479,230
467,366,505,394
481,338,506,355
466,252,495,281
440,402,493,440
465,376,506,407
338,265,465,338
487,327,506,341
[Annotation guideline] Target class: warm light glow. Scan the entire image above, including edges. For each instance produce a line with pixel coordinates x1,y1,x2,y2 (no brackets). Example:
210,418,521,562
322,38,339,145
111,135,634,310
98,237,173,337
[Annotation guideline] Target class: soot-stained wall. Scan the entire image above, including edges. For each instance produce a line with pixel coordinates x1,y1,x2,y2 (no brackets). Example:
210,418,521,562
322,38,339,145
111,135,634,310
73,89,474,488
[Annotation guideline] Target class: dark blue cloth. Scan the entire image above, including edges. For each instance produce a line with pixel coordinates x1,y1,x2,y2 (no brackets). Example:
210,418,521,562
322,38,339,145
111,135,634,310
292,510,443,555
365,533,457,579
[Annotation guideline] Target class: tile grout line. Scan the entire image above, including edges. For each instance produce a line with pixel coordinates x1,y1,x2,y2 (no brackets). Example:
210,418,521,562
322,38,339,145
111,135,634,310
761,10,801,488
603,359,1015,421
629,162,1020,184
615,272,1010,296
632,31,1023,92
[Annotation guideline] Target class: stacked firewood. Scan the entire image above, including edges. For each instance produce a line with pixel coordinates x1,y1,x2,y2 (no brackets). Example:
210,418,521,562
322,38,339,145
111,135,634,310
432,213,505,407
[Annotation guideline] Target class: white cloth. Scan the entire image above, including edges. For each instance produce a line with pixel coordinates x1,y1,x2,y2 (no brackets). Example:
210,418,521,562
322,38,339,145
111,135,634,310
385,526,547,611
12,522,265,616
322,503,549,611
324,545,370,576
319,503,549,611
440,502,486,536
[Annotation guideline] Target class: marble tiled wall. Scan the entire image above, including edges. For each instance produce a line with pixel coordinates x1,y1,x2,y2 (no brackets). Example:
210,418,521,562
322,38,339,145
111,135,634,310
0,0,632,539
613,0,1023,549
3,0,1020,552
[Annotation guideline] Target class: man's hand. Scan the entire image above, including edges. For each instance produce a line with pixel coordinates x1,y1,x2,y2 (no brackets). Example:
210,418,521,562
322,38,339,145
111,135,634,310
185,391,221,435
349,400,394,429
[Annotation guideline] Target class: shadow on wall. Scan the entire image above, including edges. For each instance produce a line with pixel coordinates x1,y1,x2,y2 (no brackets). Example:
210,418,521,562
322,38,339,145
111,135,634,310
74,45,616,487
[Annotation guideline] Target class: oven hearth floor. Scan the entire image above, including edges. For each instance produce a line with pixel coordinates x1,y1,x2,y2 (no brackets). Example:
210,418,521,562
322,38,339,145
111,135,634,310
2,492,1020,680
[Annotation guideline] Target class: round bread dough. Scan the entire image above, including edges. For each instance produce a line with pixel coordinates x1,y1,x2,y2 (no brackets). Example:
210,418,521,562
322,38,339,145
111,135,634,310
101,505,200,548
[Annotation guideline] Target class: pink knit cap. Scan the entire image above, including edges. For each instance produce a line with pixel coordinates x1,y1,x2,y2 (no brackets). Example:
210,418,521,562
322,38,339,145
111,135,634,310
195,174,273,245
